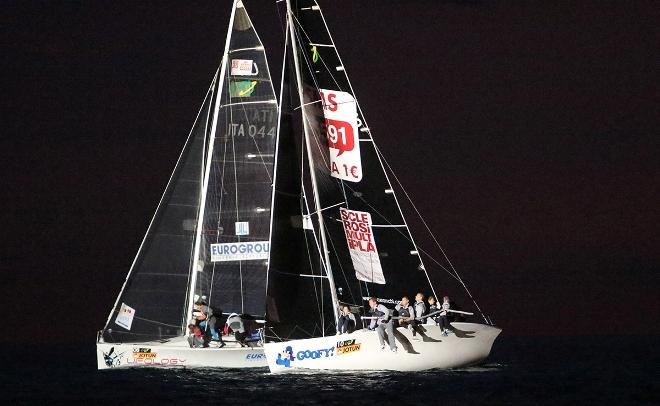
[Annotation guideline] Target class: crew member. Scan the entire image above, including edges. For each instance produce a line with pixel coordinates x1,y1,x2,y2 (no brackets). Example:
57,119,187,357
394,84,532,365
187,323,204,348
197,295,220,341
426,295,439,325
226,313,247,346
337,305,356,334
412,292,427,337
368,297,397,353
439,296,451,336
395,296,414,330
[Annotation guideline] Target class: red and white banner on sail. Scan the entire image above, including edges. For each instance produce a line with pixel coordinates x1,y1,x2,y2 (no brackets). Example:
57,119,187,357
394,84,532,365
340,208,385,284
320,89,362,182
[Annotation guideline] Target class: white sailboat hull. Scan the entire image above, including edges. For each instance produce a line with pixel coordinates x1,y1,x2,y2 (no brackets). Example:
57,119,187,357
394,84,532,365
97,336,267,370
264,323,501,372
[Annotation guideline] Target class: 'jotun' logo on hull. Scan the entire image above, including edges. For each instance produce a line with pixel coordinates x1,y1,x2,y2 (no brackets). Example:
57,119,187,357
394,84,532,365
336,339,361,355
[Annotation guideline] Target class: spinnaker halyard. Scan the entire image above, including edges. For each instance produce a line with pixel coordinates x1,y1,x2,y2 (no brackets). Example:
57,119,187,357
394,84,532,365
263,0,501,372
97,0,277,369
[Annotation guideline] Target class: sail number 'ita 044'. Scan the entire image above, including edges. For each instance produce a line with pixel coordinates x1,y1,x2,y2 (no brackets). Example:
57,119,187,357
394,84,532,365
340,208,385,284
320,89,362,182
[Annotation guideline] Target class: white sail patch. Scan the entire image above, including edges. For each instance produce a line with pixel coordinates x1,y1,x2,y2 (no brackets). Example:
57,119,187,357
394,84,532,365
319,89,362,182
235,221,249,235
210,241,269,262
231,59,258,76
115,303,136,330
339,208,385,284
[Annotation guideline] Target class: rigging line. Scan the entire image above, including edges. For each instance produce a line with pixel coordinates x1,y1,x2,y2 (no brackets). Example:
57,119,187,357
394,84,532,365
183,70,218,330
265,326,283,342
206,75,231,320
290,12,342,91
312,2,438,302
275,0,288,43
290,13,341,109
186,2,238,328
300,166,324,324
299,161,332,329
311,201,345,215
288,5,337,333
104,72,217,332
302,207,323,323
237,99,273,183
229,81,245,315
286,324,316,340
206,75,233,312
267,19,289,305
333,149,361,305
300,176,331,279
238,3,281,186
342,183,462,284
272,269,328,278
291,18,361,230
296,85,332,283
295,7,441,312
289,21,333,172
321,217,358,306
293,99,322,110
106,309,183,329
375,146,488,321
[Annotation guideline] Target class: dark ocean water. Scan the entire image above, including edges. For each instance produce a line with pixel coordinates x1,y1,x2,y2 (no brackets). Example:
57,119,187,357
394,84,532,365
2,336,659,404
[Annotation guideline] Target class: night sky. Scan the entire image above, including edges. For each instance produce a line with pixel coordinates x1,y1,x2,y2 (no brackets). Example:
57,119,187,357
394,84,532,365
3,0,659,344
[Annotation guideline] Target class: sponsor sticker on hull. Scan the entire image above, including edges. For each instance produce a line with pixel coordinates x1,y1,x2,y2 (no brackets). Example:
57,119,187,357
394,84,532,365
336,339,361,355
273,338,362,368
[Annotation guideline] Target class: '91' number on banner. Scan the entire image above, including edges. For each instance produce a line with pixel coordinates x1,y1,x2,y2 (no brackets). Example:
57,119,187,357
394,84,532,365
325,118,354,156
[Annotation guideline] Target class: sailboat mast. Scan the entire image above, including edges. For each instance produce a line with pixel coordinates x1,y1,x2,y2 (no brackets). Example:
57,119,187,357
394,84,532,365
286,0,339,332
185,0,240,328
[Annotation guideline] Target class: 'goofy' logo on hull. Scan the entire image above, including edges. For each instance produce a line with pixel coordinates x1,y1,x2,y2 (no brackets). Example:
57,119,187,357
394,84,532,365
275,345,335,368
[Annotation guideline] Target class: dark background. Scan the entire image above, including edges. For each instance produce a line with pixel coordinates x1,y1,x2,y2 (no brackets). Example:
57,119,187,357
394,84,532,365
2,0,658,344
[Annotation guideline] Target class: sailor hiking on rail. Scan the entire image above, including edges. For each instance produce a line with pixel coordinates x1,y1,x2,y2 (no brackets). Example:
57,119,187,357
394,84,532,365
368,297,397,353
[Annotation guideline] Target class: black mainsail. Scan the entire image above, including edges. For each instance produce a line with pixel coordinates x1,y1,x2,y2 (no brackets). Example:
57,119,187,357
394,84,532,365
266,0,437,339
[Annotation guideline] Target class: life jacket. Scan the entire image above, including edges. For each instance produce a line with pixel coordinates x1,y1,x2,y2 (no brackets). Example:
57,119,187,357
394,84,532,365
398,306,412,319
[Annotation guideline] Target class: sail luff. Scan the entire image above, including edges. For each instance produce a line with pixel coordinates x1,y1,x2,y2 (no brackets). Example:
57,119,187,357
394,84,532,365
180,71,217,331
186,0,240,326
103,81,215,333
266,19,290,302
286,0,339,332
